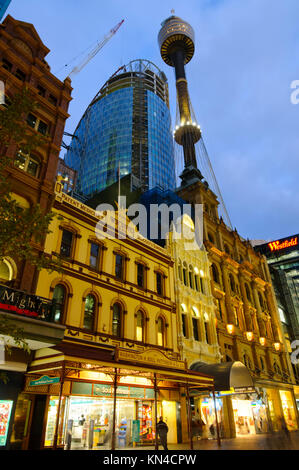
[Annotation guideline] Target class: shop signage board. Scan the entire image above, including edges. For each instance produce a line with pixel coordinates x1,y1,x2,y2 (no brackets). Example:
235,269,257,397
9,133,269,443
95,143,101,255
0,400,13,446
116,348,186,370
0,284,49,319
29,375,60,387
72,382,155,399
93,384,112,397
215,386,256,397
268,236,298,252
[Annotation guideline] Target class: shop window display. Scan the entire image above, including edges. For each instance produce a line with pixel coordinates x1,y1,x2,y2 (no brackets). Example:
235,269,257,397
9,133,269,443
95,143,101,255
137,402,155,445
196,396,224,439
9,394,32,450
44,395,165,449
279,390,298,431
232,398,256,436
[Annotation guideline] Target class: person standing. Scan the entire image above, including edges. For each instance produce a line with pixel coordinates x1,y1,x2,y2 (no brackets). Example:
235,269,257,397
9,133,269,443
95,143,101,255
156,416,169,450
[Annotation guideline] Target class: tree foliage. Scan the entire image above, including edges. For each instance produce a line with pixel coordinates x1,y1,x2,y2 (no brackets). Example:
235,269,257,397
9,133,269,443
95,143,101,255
0,88,62,380
0,87,62,271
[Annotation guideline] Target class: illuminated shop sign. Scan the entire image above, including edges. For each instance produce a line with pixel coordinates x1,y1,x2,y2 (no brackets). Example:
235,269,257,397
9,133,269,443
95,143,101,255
0,400,13,446
29,376,60,387
268,236,298,252
0,285,49,319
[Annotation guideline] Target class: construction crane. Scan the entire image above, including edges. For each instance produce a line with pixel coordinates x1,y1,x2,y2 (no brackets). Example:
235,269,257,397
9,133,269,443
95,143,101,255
67,19,124,79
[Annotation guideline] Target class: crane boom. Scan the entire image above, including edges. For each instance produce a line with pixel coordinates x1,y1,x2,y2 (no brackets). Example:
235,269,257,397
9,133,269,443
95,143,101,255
67,19,124,78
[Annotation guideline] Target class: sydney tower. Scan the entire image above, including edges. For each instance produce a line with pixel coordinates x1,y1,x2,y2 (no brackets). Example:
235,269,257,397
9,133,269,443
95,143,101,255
158,14,203,186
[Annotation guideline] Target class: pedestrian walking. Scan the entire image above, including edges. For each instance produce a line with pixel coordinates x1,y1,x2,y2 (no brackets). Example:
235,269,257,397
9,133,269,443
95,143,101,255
156,416,169,450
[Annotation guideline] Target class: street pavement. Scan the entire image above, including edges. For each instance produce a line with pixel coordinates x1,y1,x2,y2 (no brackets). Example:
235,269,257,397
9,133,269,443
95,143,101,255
134,432,299,451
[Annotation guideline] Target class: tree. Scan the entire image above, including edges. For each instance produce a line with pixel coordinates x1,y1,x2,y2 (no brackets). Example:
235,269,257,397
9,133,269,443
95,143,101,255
0,88,62,379
0,87,62,270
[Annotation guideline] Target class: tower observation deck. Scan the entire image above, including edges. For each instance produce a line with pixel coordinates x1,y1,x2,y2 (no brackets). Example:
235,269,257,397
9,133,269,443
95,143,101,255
158,15,203,186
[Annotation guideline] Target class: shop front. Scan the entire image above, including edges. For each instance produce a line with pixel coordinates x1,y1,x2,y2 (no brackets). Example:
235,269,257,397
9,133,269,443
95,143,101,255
43,392,179,450
232,394,268,436
20,346,215,450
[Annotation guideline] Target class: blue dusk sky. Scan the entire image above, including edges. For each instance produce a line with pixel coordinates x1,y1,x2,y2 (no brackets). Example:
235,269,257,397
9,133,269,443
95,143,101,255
5,0,299,242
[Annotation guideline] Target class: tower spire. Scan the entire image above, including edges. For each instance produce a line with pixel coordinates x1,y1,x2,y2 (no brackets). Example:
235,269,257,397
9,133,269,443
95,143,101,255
158,15,203,186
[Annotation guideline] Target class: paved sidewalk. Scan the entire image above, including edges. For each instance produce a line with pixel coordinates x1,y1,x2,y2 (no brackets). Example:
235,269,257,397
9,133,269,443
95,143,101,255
128,432,299,451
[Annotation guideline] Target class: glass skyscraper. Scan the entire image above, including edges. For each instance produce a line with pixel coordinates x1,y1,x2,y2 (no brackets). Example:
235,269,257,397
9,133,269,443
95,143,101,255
0,0,11,21
65,59,176,197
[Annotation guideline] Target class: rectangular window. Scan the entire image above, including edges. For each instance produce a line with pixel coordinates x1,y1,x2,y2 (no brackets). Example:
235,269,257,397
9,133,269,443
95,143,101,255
38,120,48,136
115,254,124,280
90,243,100,270
37,85,46,97
156,272,163,295
2,58,12,72
204,322,210,344
26,113,48,135
49,94,58,106
218,299,223,320
15,68,26,81
60,229,73,258
182,314,188,338
27,113,37,129
137,263,144,288
192,318,199,341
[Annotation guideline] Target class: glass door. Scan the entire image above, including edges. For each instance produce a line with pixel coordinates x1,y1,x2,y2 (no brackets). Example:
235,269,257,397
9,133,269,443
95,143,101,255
9,394,33,450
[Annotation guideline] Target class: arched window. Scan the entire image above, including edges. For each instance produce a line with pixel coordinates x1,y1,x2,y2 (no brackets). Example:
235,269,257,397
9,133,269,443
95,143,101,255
260,356,265,371
192,307,200,341
211,264,220,284
183,262,188,287
189,265,194,289
136,310,145,342
274,361,282,376
157,316,165,347
52,284,66,323
0,259,14,282
112,303,122,337
181,304,188,338
83,294,96,330
178,260,182,282
229,274,236,293
204,313,211,344
243,353,252,370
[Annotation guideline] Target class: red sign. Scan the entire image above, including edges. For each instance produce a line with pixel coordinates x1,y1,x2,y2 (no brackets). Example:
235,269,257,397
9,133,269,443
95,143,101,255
268,237,298,252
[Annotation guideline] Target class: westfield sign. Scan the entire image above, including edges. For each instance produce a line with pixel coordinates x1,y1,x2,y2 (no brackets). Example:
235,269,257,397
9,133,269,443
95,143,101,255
268,237,298,252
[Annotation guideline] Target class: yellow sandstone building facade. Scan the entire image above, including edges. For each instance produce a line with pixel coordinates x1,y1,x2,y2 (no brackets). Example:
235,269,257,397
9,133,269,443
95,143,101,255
177,179,299,438
21,181,214,450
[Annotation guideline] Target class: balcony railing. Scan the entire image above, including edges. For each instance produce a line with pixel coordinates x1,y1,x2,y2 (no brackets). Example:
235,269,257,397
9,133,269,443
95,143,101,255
0,283,56,323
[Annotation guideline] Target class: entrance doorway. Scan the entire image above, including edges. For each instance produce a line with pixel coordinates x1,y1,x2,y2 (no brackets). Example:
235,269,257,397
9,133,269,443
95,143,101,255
232,399,256,436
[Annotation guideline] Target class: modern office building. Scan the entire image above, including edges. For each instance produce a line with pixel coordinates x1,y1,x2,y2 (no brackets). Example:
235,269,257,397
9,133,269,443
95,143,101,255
0,0,11,21
253,235,299,388
253,235,299,341
65,59,176,197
